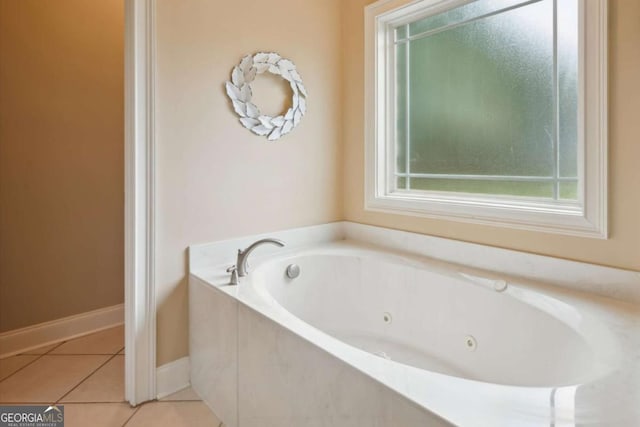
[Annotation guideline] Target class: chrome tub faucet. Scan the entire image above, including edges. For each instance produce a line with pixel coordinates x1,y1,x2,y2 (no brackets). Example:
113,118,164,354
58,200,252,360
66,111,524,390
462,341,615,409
228,238,285,285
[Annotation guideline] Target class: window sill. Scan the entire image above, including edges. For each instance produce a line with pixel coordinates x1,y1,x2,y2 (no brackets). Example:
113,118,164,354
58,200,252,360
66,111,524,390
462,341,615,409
365,192,607,239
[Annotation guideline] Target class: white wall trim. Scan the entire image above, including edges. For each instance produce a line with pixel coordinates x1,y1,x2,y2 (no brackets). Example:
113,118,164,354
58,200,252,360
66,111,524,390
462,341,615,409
156,357,191,399
124,0,157,407
364,0,608,239
0,304,124,359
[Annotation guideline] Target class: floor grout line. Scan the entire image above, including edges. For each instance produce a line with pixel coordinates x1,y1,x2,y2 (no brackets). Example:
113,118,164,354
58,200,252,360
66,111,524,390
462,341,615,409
121,399,161,426
50,399,127,405
42,341,66,354
0,341,66,383
121,400,216,427
35,353,124,356
55,353,119,404
0,401,127,405
121,406,141,426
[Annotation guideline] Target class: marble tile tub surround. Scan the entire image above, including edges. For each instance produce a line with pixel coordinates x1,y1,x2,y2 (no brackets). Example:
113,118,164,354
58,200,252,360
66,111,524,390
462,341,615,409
190,277,238,427
190,221,640,303
191,250,640,425
189,221,640,426
190,276,449,427
235,302,450,427
189,222,344,273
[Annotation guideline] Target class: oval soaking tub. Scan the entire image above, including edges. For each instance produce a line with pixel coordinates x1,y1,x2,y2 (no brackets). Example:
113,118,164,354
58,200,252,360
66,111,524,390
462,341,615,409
189,227,640,427
251,252,608,388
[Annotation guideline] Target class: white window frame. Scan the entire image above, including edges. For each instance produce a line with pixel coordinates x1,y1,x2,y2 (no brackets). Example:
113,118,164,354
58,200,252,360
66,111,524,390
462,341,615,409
364,0,608,238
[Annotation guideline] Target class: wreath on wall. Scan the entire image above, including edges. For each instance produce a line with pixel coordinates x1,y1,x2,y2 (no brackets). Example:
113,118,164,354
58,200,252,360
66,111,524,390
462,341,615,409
225,52,307,141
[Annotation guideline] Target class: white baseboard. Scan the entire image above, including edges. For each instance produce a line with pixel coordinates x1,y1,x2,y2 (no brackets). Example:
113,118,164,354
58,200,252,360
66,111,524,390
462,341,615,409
0,304,124,358
156,356,191,399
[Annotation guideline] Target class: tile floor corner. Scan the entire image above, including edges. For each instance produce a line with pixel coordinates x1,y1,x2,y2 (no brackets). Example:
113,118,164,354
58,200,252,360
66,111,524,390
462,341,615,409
0,326,223,426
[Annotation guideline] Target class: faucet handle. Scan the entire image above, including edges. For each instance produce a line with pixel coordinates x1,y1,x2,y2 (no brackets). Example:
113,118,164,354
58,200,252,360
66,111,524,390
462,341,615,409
226,265,239,286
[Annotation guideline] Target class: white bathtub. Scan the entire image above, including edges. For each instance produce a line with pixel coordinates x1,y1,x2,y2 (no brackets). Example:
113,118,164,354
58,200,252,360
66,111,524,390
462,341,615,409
252,248,614,388
189,222,640,426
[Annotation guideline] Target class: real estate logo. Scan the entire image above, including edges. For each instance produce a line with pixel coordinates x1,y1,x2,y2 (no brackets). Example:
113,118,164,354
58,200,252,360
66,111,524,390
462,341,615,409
0,405,64,427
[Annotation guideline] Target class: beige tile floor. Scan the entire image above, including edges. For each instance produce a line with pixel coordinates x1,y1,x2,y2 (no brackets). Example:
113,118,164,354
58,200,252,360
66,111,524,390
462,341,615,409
0,326,223,427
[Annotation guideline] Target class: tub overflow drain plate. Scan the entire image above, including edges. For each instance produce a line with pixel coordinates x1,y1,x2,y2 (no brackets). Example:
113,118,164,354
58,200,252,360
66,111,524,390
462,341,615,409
285,264,300,279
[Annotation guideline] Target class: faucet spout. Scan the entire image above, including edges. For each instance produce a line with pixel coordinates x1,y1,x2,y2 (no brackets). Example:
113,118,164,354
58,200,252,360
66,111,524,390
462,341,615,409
236,238,285,277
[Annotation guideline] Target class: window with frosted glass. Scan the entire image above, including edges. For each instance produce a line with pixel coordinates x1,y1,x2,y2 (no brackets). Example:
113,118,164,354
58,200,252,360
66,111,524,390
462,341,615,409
394,0,579,200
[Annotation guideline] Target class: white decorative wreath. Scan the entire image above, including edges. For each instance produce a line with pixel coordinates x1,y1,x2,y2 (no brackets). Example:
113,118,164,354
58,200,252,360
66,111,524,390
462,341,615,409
225,52,307,141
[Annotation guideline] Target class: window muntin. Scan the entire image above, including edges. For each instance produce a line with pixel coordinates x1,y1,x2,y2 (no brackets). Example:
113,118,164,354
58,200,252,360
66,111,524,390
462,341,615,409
392,0,579,202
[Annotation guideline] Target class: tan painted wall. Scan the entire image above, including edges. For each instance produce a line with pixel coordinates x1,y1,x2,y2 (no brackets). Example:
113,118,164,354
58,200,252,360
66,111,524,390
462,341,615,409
0,0,124,332
342,0,640,271
155,0,343,365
